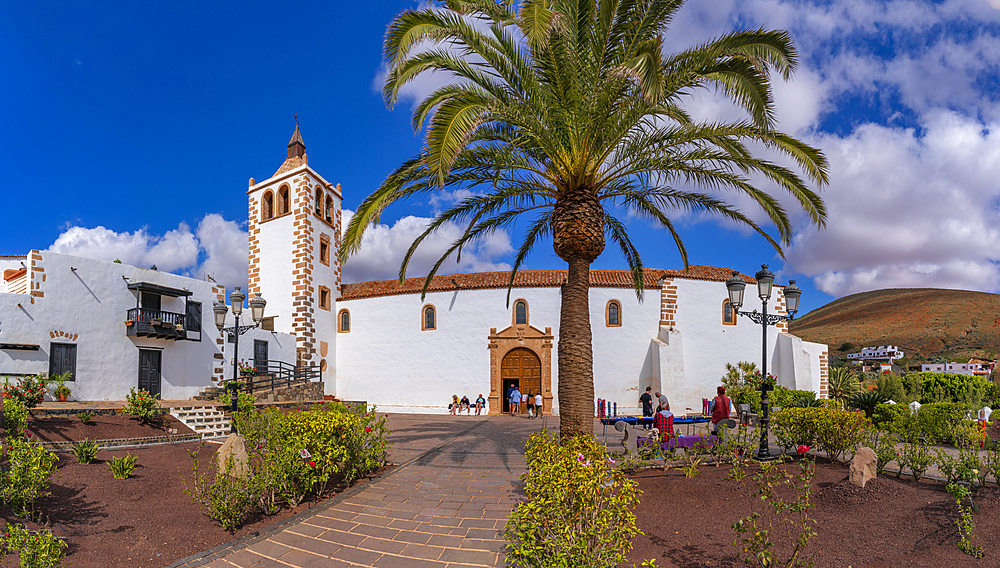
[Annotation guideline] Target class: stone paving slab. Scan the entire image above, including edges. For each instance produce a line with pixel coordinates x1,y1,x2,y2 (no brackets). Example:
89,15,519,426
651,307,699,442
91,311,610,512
172,413,553,568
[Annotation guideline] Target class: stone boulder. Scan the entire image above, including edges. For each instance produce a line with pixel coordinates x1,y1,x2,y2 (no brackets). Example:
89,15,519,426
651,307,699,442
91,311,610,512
217,434,249,479
849,447,878,488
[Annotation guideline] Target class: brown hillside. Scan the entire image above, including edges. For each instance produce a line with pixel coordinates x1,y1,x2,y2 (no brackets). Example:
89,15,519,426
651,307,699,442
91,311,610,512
789,288,1000,361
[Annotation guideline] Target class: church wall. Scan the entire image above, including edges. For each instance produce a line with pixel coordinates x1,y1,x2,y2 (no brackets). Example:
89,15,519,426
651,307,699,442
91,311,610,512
589,287,660,416
334,284,661,415
250,190,297,336
0,251,224,400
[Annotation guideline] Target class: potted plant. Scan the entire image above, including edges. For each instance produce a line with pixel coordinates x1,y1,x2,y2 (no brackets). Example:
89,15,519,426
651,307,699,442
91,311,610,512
124,319,134,326
52,372,72,402
175,323,184,331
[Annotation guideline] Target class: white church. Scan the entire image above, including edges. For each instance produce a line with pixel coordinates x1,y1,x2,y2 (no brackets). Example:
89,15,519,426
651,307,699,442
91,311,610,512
0,126,830,415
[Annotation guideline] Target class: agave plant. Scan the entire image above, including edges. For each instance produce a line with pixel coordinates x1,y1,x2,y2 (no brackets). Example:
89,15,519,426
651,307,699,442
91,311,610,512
849,390,889,419
827,367,861,401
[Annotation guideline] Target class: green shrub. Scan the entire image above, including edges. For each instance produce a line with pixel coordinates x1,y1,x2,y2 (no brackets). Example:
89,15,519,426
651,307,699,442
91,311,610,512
867,430,900,475
183,445,262,532
770,407,872,461
872,403,907,428
909,373,996,405
71,439,99,464
122,388,163,423
76,411,94,424
218,389,255,414
3,397,28,439
505,432,643,568
722,362,762,414
2,376,47,409
770,388,818,409
983,450,1000,485
898,442,934,481
1,438,58,516
0,522,68,568
331,402,391,483
893,402,974,445
935,447,982,485
109,455,137,479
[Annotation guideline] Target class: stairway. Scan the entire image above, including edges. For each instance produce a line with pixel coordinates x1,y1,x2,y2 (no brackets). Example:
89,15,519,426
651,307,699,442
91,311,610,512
170,406,231,439
193,386,225,402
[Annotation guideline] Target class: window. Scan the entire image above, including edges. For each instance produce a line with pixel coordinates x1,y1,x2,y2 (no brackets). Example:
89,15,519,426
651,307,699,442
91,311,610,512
49,343,77,381
325,196,334,223
319,286,331,311
262,191,274,221
186,301,202,334
315,187,323,215
319,234,330,266
513,299,529,326
278,185,290,215
338,309,350,333
606,300,621,327
422,304,436,331
723,299,736,325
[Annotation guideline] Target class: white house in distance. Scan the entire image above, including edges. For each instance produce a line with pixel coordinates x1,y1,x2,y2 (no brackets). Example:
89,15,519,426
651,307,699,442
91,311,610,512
920,359,995,377
248,126,831,415
846,345,905,362
1,125,830,413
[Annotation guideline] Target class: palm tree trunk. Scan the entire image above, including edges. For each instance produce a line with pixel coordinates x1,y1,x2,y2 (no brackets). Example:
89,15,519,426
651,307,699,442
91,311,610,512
558,255,595,438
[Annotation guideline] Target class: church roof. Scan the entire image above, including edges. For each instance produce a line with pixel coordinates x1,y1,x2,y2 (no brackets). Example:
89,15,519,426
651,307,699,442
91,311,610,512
338,265,754,301
274,121,308,176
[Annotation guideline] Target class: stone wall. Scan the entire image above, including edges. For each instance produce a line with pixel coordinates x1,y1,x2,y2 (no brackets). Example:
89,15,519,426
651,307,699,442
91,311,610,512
250,380,324,404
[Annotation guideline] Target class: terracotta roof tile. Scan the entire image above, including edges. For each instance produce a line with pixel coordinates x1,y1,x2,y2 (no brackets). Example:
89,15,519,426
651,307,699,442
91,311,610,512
338,265,755,301
274,155,307,176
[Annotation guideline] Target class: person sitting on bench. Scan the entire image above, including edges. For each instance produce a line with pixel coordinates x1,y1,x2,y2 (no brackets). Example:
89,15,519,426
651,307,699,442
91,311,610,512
711,386,733,434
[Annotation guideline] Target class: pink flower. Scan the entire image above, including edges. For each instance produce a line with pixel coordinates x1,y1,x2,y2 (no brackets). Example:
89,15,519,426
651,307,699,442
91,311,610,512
797,445,810,455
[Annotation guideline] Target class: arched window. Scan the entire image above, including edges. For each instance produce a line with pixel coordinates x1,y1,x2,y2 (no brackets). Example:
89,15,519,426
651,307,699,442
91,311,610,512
514,300,528,325
606,300,622,327
422,304,436,331
338,309,350,333
278,185,290,215
325,196,334,223
261,191,274,221
315,187,323,215
723,299,736,325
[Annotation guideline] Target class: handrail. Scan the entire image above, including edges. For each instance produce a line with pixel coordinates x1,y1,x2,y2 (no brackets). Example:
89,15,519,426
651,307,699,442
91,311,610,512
223,360,322,393
126,307,186,326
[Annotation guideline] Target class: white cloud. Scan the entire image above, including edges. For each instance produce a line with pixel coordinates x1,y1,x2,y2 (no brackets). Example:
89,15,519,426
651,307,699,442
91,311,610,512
785,111,1000,296
48,224,199,272
340,209,513,283
47,215,248,289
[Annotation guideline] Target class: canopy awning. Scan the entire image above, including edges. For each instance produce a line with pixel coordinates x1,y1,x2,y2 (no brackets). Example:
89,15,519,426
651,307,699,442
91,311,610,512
127,281,193,298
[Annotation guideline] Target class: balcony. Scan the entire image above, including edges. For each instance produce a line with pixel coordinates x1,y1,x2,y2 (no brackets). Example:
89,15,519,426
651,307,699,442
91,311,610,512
125,308,195,341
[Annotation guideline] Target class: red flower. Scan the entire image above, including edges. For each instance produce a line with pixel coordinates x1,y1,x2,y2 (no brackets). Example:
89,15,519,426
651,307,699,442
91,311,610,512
365,428,372,433
308,460,316,468
796,444,810,455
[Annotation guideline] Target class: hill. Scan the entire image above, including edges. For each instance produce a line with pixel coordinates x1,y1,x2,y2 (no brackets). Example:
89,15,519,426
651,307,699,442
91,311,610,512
789,288,1000,363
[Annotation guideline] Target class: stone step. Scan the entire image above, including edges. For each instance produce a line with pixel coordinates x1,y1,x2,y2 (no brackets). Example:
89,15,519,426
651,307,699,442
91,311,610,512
169,406,230,440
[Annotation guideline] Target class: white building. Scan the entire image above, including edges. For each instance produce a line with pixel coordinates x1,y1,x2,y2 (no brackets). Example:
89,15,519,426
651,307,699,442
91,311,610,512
846,345,904,361
0,126,830,413
920,360,994,376
249,126,831,415
0,251,294,401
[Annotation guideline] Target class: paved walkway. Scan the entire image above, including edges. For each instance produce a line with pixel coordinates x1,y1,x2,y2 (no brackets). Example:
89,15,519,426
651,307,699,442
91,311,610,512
176,414,558,568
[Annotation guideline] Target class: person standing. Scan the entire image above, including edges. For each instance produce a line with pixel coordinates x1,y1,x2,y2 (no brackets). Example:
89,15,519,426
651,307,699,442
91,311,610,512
534,392,543,417
506,383,515,413
655,391,670,412
475,393,486,416
639,386,654,429
526,392,535,418
511,387,522,416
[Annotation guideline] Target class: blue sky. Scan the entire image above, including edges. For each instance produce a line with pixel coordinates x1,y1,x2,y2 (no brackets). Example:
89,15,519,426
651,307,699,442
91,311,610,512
2,0,1000,316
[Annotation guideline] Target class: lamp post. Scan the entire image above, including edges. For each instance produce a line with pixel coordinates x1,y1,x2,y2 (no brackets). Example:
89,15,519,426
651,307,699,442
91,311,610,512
725,265,802,460
214,287,266,433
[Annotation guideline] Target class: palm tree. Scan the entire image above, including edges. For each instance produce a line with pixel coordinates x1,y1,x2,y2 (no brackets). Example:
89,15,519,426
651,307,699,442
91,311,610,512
827,366,861,402
342,0,829,438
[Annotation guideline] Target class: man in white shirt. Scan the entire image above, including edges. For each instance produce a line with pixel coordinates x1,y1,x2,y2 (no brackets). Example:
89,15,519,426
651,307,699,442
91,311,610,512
533,393,543,418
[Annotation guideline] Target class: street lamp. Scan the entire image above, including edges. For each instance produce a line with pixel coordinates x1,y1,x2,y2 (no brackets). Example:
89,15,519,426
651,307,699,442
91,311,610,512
725,266,801,460
214,287,266,433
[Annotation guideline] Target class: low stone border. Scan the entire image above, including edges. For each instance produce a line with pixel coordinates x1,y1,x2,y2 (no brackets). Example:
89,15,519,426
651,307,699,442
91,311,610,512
38,433,202,452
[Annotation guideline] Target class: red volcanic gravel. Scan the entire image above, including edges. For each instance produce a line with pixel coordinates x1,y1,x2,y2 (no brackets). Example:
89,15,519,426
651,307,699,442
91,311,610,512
625,459,1000,568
